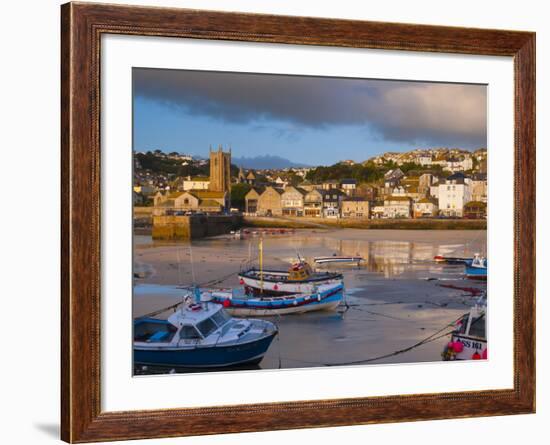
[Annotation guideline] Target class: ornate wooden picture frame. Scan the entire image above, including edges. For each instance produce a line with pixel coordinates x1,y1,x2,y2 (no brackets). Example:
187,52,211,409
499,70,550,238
61,2,535,442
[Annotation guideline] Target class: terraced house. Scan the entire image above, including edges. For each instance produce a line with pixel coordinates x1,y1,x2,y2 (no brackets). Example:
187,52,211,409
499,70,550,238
413,198,438,218
383,196,412,218
281,186,307,216
321,189,346,218
341,198,369,218
257,186,284,216
303,189,323,217
244,187,264,215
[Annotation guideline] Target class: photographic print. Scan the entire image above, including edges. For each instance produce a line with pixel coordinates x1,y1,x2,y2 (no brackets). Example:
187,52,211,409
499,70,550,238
132,68,488,375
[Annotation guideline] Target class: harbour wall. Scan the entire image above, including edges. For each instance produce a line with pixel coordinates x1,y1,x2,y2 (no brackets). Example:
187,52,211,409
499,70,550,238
243,216,487,230
152,214,242,240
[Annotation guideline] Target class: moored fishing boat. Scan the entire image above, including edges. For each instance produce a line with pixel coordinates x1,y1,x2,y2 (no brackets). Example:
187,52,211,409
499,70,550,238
209,282,345,316
442,301,487,361
464,254,487,280
134,290,277,368
239,238,342,296
239,260,342,296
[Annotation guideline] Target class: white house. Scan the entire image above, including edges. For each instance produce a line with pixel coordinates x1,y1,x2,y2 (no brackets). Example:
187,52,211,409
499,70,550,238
438,173,472,217
383,196,412,218
340,178,357,196
371,204,385,219
416,154,433,166
413,198,438,218
445,157,473,173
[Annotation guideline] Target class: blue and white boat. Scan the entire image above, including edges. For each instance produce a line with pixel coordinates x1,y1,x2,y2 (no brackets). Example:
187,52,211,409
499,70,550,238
209,282,345,316
464,254,487,280
134,291,278,368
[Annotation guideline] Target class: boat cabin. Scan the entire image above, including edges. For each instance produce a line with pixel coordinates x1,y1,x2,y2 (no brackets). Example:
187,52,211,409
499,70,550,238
456,305,486,340
471,253,487,269
287,261,314,281
134,303,232,345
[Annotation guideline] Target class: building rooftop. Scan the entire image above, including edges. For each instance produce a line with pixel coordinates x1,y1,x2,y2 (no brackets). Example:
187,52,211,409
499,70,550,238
464,201,487,208
320,189,346,197
199,199,223,208
416,198,437,204
193,190,226,199
384,196,412,202
341,178,357,185
343,197,368,202
446,172,468,182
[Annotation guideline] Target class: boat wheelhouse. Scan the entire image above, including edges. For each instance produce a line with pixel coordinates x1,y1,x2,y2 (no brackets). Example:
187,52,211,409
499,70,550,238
464,254,487,280
442,302,487,361
134,295,277,368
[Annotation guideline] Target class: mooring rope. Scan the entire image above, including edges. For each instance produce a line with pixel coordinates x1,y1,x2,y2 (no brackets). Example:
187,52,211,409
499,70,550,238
277,314,462,367
324,314,461,366
136,302,183,319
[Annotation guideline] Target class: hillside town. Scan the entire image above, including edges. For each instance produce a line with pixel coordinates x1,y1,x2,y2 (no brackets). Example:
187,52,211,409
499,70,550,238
134,146,487,220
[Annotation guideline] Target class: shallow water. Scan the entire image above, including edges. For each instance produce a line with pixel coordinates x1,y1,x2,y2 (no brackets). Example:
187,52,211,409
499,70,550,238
133,229,487,373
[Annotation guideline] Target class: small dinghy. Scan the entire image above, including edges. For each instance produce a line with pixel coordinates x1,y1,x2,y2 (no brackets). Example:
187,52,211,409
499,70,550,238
134,289,277,368
314,255,363,265
464,254,487,280
442,298,487,361
209,282,345,316
433,255,470,264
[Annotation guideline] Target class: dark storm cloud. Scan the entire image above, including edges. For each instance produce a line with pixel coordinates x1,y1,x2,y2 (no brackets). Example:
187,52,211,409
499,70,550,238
134,68,487,147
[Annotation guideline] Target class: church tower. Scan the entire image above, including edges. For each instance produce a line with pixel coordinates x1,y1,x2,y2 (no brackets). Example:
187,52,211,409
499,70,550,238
238,166,246,183
209,146,232,207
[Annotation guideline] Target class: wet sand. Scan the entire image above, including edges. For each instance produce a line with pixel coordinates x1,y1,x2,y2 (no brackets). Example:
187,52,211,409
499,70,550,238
134,229,487,371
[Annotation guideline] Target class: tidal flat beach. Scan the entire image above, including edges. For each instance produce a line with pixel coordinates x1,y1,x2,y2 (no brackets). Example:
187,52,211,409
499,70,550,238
133,228,487,372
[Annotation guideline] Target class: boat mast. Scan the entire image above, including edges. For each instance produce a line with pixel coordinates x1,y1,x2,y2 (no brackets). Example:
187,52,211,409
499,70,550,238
259,236,264,294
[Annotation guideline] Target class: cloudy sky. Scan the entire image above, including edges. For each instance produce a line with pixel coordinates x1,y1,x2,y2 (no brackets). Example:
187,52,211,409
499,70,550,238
133,68,486,166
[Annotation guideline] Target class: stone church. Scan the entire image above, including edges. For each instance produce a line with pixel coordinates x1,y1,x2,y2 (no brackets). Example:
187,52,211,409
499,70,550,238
154,145,231,214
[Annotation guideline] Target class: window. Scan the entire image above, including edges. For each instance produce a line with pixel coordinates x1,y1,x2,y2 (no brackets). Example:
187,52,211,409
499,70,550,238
211,309,231,327
179,325,202,340
184,198,189,205
196,317,218,337
468,315,486,338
